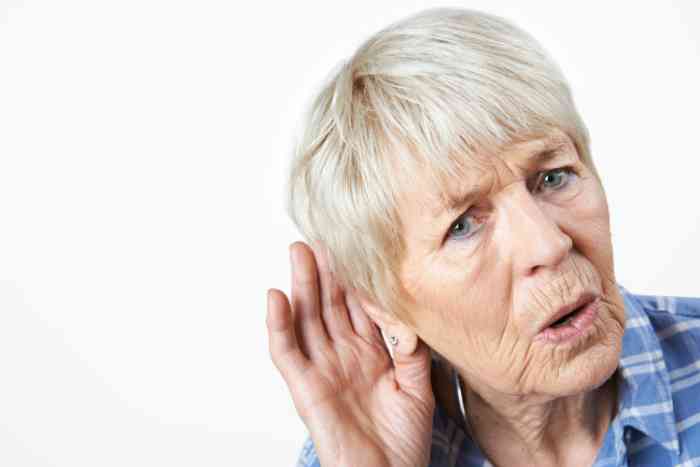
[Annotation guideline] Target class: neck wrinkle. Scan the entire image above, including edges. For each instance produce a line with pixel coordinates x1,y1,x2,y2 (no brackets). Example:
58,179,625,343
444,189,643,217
457,371,619,467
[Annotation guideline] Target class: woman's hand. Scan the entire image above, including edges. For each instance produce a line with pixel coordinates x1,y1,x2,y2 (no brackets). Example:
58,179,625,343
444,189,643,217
266,242,435,467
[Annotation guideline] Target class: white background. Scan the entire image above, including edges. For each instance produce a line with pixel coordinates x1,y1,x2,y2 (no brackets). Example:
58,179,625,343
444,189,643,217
0,1,698,466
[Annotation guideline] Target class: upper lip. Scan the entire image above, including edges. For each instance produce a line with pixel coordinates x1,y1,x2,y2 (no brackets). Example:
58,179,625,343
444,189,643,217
539,291,598,331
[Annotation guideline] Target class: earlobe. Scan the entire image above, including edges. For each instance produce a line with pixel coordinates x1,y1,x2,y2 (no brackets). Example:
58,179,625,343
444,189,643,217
355,292,419,356
390,327,418,356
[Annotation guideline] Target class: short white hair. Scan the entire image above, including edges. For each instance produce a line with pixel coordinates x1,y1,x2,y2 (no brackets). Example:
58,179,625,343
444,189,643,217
287,7,597,322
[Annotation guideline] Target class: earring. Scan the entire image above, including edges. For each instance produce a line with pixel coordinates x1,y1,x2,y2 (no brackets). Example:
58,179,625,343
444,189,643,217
389,335,399,346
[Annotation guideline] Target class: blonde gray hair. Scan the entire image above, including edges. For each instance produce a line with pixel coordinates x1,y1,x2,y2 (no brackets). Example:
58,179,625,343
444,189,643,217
287,7,596,322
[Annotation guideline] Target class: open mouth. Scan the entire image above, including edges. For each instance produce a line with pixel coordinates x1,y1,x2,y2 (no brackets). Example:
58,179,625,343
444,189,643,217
539,292,598,332
549,304,587,328
535,293,600,343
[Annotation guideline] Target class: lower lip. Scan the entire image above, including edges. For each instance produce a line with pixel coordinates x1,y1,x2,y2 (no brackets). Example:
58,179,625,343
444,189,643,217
535,298,600,344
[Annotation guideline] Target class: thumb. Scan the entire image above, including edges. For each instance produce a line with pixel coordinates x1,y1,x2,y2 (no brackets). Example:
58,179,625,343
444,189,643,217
392,337,434,403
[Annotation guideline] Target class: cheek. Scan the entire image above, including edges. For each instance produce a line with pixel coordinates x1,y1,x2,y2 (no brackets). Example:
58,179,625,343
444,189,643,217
403,255,516,371
573,176,611,230
568,179,615,272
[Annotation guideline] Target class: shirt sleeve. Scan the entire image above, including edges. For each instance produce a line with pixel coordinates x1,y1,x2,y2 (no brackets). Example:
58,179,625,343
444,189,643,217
295,435,321,467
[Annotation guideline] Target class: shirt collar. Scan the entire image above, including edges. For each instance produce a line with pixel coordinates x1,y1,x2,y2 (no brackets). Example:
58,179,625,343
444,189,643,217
615,283,680,454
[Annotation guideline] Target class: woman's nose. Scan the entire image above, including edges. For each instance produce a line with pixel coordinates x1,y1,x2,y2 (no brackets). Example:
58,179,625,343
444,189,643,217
500,184,573,277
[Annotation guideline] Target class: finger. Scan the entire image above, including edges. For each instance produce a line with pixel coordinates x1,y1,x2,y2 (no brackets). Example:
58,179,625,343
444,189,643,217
312,243,354,340
392,338,434,404
290,242,330,356
345,290,382,344
266,288,310,383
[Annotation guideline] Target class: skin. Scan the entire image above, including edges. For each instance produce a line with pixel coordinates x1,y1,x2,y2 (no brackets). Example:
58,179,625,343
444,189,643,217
267,244,435,467
389,127,627,466
267,127,627,467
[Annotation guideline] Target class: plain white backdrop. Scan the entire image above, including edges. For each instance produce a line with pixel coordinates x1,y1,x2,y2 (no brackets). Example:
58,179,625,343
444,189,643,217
0,1,698,466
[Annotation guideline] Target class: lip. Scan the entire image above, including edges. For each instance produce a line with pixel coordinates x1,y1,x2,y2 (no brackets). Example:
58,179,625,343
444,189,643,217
537,291,598,333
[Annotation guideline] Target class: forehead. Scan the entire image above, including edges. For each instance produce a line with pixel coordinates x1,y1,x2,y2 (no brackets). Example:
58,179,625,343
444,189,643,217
392,130,573,217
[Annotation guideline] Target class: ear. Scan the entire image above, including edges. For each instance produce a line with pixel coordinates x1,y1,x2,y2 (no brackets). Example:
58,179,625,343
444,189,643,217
355,292,419,356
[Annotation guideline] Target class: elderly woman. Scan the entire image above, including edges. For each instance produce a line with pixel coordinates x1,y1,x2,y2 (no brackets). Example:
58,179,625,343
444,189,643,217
266,8,700,467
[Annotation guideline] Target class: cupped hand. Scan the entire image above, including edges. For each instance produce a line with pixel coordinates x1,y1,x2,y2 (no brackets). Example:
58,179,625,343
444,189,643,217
266,241,435,467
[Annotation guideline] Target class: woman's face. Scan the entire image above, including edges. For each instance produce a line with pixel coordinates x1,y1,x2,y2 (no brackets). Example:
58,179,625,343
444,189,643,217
395,128,626,400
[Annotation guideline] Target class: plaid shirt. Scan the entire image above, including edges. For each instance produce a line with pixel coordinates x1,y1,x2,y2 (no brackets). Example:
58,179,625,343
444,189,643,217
296,284,700,466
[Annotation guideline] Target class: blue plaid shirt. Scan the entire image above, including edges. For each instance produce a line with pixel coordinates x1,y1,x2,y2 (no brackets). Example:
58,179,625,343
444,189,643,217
296,284,700,466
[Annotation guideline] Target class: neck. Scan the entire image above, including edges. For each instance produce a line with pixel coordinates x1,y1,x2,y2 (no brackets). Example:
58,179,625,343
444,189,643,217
456,371,619,467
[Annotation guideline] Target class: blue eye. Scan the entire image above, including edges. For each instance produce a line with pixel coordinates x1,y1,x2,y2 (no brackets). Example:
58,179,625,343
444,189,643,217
447,212,482,240
537,167,575,192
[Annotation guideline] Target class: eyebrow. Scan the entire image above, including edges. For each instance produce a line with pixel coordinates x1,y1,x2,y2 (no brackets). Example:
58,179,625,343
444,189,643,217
437,142,568,217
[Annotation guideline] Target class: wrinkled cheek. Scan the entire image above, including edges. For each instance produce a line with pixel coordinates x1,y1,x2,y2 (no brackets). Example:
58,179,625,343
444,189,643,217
459,323,524,387
452,281,515,380
495,332,534,386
